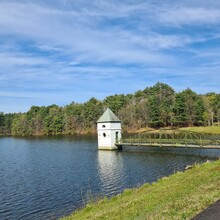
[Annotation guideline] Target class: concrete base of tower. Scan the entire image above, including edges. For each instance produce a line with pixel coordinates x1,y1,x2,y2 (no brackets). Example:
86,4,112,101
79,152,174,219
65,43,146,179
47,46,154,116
98,146,118,150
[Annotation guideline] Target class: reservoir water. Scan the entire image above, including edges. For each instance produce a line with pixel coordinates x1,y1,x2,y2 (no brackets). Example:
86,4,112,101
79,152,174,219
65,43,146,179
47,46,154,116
0,135,220,219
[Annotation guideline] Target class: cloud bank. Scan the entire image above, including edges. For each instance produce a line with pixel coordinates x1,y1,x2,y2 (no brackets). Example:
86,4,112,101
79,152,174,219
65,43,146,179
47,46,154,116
0,0,220,112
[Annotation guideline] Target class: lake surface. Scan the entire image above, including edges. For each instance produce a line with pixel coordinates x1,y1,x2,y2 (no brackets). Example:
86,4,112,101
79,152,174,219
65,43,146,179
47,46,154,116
0,136,220,220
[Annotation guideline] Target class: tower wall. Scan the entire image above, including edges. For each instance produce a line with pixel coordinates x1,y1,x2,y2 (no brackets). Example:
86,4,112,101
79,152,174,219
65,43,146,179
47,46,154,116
97,122,121,150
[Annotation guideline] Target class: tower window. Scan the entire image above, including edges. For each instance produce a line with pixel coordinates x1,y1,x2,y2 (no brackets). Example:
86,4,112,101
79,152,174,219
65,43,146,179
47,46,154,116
102,125,106,128
103,133,106,137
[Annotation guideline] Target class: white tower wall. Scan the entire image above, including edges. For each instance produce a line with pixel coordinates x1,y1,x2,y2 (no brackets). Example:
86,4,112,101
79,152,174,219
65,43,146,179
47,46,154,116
97,122,121,150
97,108,122,150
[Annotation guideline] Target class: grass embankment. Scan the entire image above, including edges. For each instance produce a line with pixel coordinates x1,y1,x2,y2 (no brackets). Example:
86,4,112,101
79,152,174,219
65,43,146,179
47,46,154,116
178,126,220,135
63,160,220,220
133,126,220,135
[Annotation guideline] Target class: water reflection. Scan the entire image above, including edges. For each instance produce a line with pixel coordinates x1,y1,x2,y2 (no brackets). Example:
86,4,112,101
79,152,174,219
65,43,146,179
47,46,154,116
0,136,219,220
97,151,124,195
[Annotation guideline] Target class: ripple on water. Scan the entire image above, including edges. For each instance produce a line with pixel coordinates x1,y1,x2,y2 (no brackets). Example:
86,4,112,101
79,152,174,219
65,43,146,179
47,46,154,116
0,136,219,219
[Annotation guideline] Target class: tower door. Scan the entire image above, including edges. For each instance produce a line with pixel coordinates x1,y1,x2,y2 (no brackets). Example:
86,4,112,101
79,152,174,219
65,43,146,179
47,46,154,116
115,132,119,143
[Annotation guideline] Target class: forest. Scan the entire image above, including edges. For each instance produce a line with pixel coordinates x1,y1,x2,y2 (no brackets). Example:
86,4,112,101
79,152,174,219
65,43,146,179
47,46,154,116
0,83,220,136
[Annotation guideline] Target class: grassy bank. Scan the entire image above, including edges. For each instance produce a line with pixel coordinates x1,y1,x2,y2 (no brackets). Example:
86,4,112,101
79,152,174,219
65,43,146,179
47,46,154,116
63,160,220,220
132,126,220,135
178,126,220,135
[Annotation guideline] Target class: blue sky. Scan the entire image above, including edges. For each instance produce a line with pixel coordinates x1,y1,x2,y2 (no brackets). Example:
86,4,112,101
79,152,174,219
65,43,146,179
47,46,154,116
0,0,220,113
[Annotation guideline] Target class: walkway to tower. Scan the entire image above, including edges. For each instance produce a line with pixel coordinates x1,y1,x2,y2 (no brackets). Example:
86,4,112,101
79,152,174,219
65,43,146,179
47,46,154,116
116,129,220,149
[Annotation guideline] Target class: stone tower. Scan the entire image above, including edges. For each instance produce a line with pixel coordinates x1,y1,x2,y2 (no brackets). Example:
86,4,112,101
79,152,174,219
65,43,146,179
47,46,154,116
97,108,122,150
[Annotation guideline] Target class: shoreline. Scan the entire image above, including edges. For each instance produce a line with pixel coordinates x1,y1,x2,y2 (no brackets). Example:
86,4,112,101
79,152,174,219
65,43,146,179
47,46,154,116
62,159,220,220
1,126,220,137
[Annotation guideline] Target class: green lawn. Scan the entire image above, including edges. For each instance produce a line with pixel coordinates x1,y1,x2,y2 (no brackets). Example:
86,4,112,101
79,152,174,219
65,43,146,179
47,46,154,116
134,126,220,135
62,160,220,220
178,126,220,135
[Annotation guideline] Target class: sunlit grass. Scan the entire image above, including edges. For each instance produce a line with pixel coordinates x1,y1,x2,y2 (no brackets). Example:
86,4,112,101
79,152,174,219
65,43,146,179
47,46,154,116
133,126,220,135
179,126,220,135
62,160,220,220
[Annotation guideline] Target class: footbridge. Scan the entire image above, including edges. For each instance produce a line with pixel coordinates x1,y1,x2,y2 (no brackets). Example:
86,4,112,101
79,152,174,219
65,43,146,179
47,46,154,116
116,129,220,150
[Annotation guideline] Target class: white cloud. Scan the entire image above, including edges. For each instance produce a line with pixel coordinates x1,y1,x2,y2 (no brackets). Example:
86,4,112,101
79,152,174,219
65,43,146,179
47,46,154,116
0,0,220,112
0,1,176,65
0,1,218,68
157,6,220,26
0,52,50,66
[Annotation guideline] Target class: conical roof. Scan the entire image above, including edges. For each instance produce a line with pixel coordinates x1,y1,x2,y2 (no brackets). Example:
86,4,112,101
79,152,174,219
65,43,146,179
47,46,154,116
97,108,121,123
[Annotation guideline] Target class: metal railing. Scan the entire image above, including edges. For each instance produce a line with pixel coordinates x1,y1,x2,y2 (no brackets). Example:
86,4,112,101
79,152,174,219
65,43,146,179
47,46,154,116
121,129,220,147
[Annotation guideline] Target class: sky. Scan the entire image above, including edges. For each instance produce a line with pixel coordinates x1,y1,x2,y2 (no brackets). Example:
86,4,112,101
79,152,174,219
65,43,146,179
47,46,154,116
0,0,220,113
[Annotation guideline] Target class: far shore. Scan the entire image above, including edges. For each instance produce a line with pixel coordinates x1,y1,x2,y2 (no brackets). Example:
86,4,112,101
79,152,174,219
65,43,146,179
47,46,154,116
1,126,220,137
131,126,220,135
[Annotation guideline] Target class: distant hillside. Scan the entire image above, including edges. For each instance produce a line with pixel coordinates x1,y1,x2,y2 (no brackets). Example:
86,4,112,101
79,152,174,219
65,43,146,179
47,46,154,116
0,82,220,136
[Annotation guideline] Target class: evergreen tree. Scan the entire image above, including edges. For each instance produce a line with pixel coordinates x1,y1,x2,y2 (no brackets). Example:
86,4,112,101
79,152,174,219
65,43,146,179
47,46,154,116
1,83,219,136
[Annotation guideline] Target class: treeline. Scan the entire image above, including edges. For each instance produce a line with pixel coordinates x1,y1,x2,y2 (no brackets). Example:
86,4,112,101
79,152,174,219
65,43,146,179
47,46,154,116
0,83,220,136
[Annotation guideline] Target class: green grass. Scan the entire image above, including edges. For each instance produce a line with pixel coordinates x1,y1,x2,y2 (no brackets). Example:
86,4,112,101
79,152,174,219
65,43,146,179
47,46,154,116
178,126,220,135
132,126,220,135
62,160,220,220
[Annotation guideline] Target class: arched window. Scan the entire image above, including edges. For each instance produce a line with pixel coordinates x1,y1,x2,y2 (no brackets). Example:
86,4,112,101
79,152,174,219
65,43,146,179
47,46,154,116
103,133,106,137
102,125,106,128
